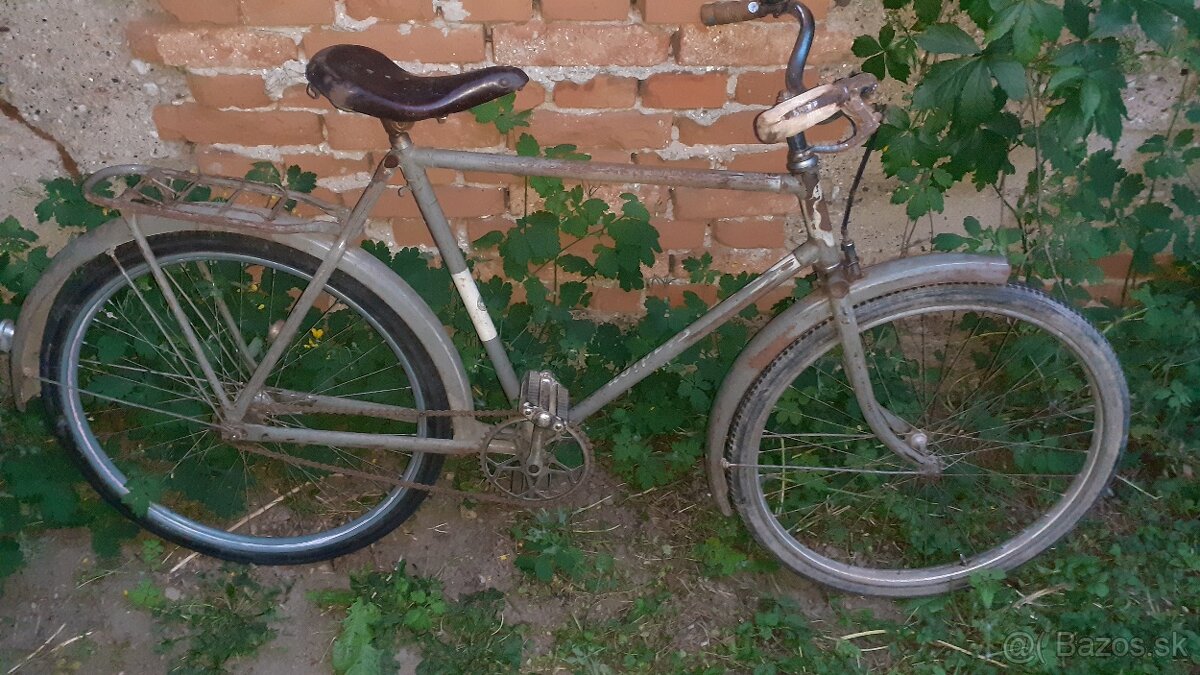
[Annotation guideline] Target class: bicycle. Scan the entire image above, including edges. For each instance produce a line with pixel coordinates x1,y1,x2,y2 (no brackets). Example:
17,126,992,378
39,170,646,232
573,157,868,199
0,0,1129,597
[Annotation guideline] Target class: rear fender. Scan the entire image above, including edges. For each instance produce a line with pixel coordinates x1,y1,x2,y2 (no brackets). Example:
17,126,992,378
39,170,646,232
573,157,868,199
705,253,1012,515
8,214,483,442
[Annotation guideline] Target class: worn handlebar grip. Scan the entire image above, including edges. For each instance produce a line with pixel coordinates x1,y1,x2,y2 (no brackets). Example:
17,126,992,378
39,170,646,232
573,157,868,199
700,1,760,26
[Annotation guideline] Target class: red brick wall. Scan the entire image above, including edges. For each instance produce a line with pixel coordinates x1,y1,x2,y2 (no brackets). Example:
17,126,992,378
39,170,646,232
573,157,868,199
129,0,853,312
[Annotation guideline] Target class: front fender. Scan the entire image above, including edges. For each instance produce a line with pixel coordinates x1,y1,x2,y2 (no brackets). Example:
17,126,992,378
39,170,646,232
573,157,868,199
705,253,1012,515
9,215,482,442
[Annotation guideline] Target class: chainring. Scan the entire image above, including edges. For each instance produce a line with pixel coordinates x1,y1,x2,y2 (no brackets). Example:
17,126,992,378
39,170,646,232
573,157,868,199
481,417,593,502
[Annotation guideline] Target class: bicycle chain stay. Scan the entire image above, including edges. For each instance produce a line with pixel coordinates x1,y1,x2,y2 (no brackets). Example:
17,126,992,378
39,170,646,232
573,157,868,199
39,367,592,504
230,406,592,507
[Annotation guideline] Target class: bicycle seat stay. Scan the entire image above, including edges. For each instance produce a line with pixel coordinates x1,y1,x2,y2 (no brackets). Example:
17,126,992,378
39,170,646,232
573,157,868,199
306,44,529,123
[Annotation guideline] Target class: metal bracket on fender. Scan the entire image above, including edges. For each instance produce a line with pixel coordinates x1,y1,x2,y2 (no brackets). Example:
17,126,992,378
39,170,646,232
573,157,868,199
704,253,1012,516
6,213,485,444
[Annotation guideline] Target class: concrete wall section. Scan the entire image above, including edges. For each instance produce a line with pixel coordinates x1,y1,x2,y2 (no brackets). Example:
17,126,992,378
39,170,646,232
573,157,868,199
0,0,188,247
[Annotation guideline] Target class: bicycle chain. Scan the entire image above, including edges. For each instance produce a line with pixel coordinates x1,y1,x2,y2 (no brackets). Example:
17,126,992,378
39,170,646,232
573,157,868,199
231,407,589,507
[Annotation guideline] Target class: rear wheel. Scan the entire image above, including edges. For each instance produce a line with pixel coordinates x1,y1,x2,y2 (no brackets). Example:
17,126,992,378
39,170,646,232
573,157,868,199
42,232,451,564
728,284,1128,596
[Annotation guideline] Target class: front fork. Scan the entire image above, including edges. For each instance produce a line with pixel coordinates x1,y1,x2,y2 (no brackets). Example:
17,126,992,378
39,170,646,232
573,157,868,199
826,276,943,474
795,155,943,475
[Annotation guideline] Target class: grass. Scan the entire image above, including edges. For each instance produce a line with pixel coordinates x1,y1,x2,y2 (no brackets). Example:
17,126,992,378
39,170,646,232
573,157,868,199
511,508,617,589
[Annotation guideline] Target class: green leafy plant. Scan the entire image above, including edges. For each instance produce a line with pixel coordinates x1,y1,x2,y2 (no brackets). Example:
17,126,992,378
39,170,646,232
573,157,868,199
313,562,524,674
127,568,282,674
726,597,867,674
0,216,53,321
868,0,1200,439
0,403,141,589
333,599,387,674
244,161,319,195
470,92,532,135
691,515,777,579
244,161,319,211
415,589,524,675
126,578,168,611
313,564,449,674
34,178,118,231
511,508,614,587
545,593,689,673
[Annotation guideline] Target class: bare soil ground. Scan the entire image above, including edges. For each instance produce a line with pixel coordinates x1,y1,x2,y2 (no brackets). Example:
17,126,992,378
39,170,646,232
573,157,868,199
0,468,901,673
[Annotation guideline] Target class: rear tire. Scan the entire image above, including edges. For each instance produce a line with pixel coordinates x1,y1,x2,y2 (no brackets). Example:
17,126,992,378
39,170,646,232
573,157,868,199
728,284,1129,596
42,232,451,564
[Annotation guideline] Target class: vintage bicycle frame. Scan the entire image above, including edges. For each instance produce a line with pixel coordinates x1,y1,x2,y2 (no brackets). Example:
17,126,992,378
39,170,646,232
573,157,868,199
227,1,940,471
5,0,952,478
223,138,938,471
222,128,845,456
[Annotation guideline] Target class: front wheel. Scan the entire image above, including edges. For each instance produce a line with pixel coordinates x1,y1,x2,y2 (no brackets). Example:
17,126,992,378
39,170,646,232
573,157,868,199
728,284,1129,596
41,232,452,564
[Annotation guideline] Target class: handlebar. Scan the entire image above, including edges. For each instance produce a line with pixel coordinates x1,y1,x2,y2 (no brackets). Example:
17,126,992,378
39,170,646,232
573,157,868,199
700,1,813,97
700,1,784,26
700,0,875,155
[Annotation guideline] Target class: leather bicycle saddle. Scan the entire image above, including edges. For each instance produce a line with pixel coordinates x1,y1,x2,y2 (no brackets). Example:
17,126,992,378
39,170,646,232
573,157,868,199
306,44,529,123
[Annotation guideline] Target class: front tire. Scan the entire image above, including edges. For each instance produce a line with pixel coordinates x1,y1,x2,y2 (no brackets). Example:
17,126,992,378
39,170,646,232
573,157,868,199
728,284,1129,596
42,232,451,564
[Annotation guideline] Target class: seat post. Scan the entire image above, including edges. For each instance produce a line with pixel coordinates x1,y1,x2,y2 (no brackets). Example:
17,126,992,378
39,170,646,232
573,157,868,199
382,119,414,149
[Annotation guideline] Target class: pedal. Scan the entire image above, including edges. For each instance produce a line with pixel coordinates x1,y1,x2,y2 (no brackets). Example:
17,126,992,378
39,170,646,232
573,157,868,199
519,371,570,430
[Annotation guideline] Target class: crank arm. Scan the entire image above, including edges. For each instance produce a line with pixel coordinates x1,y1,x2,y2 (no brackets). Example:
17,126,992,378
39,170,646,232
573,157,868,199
827,290,943,474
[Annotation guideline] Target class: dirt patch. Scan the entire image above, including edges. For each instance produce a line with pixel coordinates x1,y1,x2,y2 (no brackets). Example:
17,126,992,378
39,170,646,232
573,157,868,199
0,530,166,672
0,464,908,673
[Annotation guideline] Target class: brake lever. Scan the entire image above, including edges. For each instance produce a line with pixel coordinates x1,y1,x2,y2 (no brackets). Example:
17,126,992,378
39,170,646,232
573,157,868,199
755,72,882,150
808,96,882,155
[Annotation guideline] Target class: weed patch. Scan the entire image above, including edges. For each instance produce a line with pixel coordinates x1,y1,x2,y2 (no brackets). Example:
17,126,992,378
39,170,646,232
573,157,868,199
691,516,777,579
126,567,283,674
313,562,526,674
511,509,616,589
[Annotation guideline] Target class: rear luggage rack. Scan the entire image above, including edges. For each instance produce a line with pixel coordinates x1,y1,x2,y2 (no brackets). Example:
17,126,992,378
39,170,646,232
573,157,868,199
82,165,348,234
